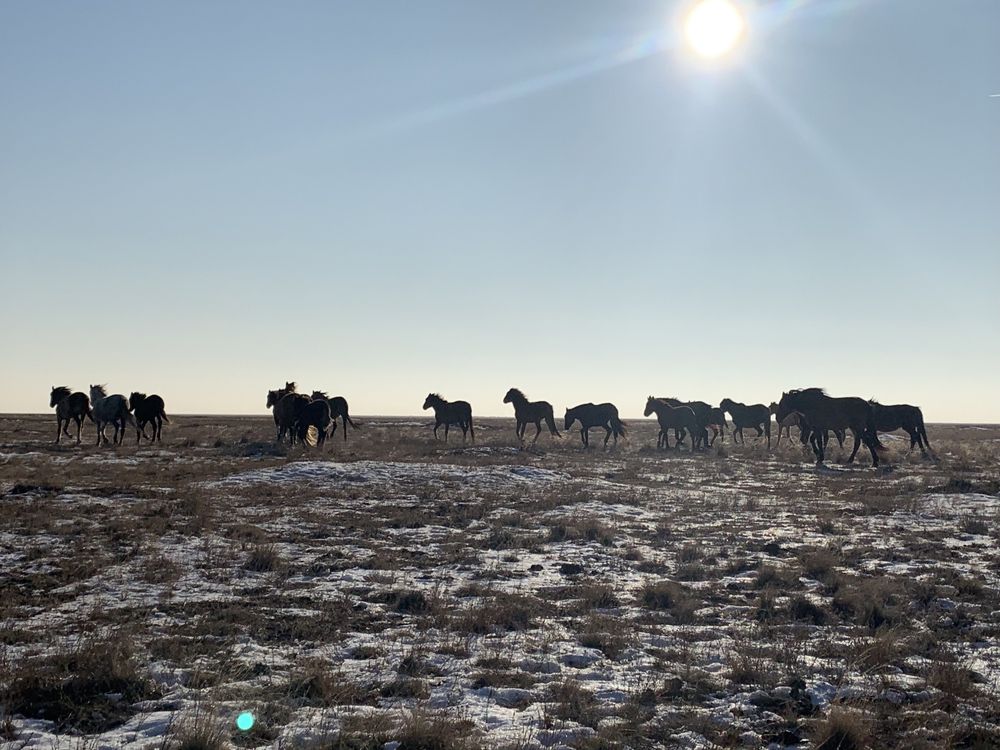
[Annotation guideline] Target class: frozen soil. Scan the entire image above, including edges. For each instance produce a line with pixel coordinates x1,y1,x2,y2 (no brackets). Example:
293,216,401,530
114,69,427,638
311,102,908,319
0,414,998,749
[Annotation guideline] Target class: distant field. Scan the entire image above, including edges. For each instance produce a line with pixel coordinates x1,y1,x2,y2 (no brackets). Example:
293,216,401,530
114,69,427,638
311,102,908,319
1,414,998,749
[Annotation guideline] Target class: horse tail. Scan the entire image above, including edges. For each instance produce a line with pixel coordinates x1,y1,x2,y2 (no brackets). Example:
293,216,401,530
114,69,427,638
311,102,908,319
300,423,318,447
611,415,627,438
160,410,171,424
124,410,137,428
545,408,561,437
916,409,931,449
467,409,475,443
86,409,96,423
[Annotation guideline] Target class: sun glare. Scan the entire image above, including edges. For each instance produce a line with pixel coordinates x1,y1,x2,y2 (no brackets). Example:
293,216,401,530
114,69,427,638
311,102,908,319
684,0,747,60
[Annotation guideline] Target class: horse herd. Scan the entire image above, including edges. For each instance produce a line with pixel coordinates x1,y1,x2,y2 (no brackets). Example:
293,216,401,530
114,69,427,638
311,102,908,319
48,385,169,446
47,383,932,467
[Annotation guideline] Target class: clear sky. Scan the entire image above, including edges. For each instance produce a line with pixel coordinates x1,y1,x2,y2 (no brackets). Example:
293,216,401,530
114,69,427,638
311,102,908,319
2,1,998,420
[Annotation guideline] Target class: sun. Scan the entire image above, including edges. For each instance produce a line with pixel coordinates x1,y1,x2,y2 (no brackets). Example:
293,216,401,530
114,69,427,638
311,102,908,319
683,0,747,60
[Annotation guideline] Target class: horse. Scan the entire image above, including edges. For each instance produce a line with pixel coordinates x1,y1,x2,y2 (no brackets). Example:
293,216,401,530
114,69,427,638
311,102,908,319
49,386,93,445
89,385,136,446
267,382,298,440
796,412,846,451
767,401,802,447
705,407,727,447
720,399,772,448
564,403,626,448
129,393,169,444
769,402,845,450
422,393,474,442
503,388,560,445
310,391,360,443
268,389,310,445
655,397,715,446
776,388,881,466
297,399,333,448
870,401,933,457
643,397,703,452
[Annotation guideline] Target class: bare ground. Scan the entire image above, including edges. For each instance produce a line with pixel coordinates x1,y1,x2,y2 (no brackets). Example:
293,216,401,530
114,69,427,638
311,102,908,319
1,413,998,749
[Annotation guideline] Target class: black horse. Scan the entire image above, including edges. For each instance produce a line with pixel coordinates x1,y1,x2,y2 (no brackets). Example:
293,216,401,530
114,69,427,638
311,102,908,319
777,388,881,466
267,387,311,446
128,392,169,444
297,399,333,448
564,403,626,448
644,397,704,452
503,388,560,445
49,386,93,445
871,401,932,457
311,391,360,443
720,398,771,448
423,393,474,442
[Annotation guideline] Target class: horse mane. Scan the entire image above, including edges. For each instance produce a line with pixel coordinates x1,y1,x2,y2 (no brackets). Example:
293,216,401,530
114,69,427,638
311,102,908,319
285,381,297,393
130,392,147,401
90,384,108,397
507,387,526,401
427,392,444,401
51,386,72,399
787,387,826,397
311,390,329,400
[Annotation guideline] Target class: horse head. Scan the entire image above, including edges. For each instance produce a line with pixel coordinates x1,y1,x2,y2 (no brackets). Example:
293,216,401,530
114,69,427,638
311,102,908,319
564,408,576,431
266,389,281,409
643,397,657,417
422,394,439,411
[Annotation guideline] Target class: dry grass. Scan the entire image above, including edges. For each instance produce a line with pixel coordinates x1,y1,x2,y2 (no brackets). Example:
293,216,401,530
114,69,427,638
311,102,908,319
0,414,997,747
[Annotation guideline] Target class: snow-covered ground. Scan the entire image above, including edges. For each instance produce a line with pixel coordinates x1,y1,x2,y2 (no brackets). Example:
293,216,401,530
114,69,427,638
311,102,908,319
0,415,998,748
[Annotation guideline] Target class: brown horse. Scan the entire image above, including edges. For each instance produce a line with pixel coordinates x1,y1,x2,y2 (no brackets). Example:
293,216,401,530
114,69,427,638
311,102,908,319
871,401,933,457
423,393,474,442
267,386,310,445
655,397,716,447
297,399,333,448
49,386,93,445
720,399,771,448
565,403,626,448
705,407,727,447
310,391,360,443
503,388,560,445
770,403,845,449
776,388,881,466
644,397,704,451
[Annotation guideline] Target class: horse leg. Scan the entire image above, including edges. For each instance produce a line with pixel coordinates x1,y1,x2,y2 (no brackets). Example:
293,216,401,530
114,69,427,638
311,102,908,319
865,430,881,467
55,417,62,444
532,422,542,445
811,430,825,464
444,423,449,442
580,428,588,447
846,428,863,464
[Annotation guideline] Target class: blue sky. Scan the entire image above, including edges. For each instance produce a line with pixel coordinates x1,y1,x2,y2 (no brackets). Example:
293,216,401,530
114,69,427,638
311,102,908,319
2,1,998,420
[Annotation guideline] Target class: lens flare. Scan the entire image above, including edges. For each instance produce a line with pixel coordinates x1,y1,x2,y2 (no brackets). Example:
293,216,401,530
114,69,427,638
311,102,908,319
684,0,747,59
236,712,255,731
